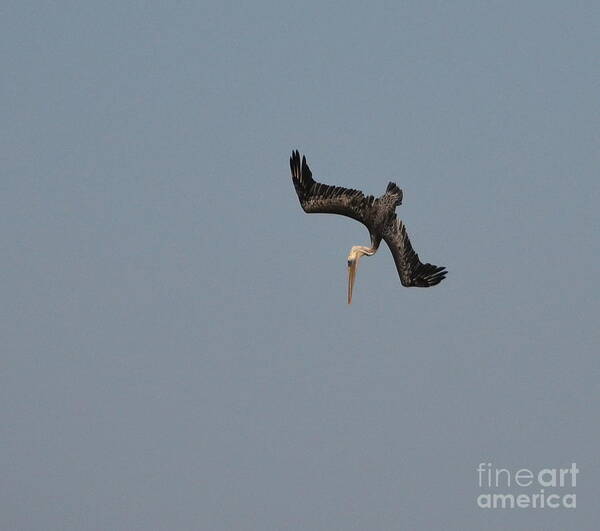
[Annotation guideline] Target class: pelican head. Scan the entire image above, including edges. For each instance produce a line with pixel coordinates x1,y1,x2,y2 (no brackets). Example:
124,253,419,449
347,245,376,304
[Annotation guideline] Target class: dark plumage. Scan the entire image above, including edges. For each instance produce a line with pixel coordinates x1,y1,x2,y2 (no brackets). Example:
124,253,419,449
289,150,446,289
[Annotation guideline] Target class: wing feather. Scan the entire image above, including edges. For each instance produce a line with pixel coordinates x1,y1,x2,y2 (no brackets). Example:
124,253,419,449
290,150,374,228
382,216,447,287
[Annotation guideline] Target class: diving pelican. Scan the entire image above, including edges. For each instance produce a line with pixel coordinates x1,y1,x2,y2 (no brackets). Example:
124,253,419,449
289,150,447,303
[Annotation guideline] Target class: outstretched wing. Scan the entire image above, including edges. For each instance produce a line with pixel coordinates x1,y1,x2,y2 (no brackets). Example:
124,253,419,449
290,150,375,228
382,216,447,287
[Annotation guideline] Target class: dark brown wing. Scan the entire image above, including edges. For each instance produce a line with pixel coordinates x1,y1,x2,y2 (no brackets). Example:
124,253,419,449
290,150,375,228
382,215,447,287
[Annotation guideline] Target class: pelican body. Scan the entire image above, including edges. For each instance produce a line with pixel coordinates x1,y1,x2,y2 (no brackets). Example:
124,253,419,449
289,150,446,303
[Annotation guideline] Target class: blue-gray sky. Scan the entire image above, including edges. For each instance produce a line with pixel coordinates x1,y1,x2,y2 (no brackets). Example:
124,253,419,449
2,1,599,529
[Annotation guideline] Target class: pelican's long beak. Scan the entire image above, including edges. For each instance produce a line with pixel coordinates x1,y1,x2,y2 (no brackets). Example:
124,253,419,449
347,259,357,304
